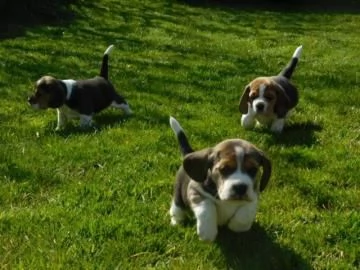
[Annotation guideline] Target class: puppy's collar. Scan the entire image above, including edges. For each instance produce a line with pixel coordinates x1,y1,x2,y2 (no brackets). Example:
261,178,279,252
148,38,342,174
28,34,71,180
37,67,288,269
61,79,76,100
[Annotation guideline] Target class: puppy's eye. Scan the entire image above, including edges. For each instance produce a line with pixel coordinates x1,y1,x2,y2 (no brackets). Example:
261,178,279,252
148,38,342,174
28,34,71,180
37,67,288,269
218,165,234,176
246,167,258,178
249,95,257,102
265,96,274,101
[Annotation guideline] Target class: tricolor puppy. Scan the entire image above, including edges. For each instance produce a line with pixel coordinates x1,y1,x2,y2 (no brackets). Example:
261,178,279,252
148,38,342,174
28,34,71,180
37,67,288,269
169,117,271,242
28,45,132,130
239,45,303,133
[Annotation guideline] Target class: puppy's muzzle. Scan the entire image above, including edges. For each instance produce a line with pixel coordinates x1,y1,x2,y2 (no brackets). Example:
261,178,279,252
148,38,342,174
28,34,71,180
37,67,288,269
255,102,265,112
233,183,248,196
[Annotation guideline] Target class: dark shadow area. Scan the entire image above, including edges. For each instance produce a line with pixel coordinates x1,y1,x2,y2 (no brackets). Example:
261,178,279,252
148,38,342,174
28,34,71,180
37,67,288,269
180,0,360,13
0,0,82,39
42,112,132,137
216,224,311,270
0,161,34,183
263,121,322,147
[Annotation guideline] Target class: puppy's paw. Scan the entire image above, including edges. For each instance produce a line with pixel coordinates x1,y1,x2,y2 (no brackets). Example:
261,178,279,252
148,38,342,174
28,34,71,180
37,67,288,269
241,114,256,129
270,118,285,133
228,221,252,232
55,126,63,131
197,223,218,242
169,202,186,226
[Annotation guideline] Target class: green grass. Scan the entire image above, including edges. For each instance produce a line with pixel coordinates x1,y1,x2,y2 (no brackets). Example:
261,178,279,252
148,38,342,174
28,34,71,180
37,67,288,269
1,0,359,269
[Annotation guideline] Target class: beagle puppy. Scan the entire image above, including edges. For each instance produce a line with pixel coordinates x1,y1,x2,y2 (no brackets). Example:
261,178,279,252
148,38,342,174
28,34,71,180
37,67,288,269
239,45,303,133
28,45,132,130
169,116,271,242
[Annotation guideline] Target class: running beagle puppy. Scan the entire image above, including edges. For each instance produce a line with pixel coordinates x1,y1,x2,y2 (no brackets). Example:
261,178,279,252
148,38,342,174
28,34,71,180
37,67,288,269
239,45,303,133
169,116,271,242
28,45,132,130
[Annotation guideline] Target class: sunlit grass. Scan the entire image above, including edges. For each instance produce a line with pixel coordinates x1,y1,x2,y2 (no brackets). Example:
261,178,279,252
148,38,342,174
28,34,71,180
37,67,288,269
0,0,359,269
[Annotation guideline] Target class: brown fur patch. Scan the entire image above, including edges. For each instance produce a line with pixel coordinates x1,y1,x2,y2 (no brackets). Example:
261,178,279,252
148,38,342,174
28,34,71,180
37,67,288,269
242,156,259,172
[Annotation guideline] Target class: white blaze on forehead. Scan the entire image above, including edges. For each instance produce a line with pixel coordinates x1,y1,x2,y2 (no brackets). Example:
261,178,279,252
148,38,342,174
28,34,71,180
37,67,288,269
234,146,244,169
259,84,266,97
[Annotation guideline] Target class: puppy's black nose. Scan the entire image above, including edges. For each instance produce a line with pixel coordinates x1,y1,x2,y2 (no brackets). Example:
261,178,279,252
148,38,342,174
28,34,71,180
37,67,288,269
256,103,265,111
28,97,32,103
233,184,248,196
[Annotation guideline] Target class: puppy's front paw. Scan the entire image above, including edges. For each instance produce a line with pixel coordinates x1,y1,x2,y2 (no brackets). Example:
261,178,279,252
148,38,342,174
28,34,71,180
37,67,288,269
270,118,285,133
228,221,252,232
241,114,256,129
169,202,186,226
197,223,218,242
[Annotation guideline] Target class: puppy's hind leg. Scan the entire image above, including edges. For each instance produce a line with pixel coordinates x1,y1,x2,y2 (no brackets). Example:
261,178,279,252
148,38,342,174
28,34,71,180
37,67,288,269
79,114,93,128
111,94,133,115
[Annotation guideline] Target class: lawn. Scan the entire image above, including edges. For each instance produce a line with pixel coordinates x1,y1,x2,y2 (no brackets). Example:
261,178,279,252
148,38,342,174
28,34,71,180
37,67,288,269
0,0,359,269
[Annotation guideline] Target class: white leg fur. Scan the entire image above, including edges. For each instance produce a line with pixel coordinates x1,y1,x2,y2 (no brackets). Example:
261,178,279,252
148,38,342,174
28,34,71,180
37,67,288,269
271,118,285,133
241,103,256,129
169,200,186,225
227,201,257,232
111,102,133,115
79,114,93,127
192,200,218,242
56,109,67,130
241,113,256,129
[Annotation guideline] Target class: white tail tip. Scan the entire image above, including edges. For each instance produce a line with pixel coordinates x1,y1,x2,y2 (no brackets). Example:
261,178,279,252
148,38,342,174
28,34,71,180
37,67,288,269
292,45,303,59
104,44,115,55
169,116,183,135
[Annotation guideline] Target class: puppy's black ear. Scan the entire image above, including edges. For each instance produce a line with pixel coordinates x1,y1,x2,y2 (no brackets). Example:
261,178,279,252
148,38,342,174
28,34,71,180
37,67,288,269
48,82,66,108
239,85,250,114
274,85,290,118
256,151,272,192
183,148,213,182
246,148,271,192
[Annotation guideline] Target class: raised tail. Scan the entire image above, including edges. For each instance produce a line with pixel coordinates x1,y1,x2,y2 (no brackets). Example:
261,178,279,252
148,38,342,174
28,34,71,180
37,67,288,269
169,116,194,156
100,45,115,80
278,45,303,80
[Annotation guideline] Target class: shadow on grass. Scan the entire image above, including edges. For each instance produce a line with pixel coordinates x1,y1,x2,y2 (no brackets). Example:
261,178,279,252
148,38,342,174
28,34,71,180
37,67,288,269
41,112,133,137
262,121,322,147
180,0,360,13
216,224,311,270
0,0,84,39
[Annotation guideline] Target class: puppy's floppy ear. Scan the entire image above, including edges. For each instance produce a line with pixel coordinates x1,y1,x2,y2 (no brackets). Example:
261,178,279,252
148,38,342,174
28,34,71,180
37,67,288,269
274,84,290,118
250,149,271,192
183,148,213,182
258,152,271,192
239,85,250,114
48,81,66,108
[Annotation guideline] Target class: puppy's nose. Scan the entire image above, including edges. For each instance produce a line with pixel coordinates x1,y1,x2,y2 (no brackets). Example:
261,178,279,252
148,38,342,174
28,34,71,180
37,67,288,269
233,184,248,196
28,97,33,104
256,103,265,111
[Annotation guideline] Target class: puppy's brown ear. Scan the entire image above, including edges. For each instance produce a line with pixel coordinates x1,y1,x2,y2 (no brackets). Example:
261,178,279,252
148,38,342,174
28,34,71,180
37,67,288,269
239,85,250,114
274,85,290,118
183,148,213,182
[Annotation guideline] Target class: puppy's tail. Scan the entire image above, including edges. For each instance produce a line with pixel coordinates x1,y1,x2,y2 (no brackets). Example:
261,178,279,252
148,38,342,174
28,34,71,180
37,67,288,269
100,44,115,80
278,45,303,80
169,116,194,156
